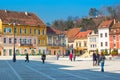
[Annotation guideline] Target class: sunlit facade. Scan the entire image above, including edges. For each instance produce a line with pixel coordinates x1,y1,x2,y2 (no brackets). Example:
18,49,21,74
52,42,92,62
0,10,47,56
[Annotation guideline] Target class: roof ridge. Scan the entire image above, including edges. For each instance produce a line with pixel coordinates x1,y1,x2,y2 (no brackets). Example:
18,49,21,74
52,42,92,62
0,10,45,26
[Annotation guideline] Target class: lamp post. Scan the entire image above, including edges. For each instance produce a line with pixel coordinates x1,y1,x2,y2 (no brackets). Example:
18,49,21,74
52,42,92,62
13,23,16,62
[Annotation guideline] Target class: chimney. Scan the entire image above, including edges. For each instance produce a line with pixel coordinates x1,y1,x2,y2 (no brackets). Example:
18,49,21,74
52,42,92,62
5,10,7,13
0,19,2,22
25,12,28,16
114,19,116,24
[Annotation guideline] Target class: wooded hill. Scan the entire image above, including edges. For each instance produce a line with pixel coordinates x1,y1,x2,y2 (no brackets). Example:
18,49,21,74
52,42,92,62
50,5,120,32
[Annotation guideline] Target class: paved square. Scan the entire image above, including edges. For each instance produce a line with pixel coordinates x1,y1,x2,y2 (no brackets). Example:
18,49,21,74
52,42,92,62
0,56,120,80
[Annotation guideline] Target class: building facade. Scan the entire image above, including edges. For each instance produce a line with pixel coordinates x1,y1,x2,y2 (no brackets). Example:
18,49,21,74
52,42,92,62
66,28,81,55
47,27,67,55
74,30,92,55
109,22,120,53
0,10,47,56
87,30,98,52
98,20,113,53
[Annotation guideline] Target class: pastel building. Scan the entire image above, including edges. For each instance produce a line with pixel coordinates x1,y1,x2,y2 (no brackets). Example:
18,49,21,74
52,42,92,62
87,30,98,52
66,28,81,54
109,21,120,53
74,30,92,54
0,10,47,56
98,20,113,53
47,27,67,55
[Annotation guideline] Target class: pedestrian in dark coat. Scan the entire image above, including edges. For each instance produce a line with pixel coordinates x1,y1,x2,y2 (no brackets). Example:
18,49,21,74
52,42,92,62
93,52,97,66
41,53,46,64
73,53,76,61
96,53,100,66
25,53,29,63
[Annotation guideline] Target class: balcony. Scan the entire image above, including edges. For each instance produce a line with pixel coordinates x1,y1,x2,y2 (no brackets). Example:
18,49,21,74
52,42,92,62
47,43,66,46
20,43,33,46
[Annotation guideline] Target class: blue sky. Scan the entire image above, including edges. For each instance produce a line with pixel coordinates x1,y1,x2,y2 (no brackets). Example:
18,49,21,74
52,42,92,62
0,0,120,23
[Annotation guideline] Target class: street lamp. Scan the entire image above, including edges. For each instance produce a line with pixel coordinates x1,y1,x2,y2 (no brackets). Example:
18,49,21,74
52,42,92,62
13,23,16,62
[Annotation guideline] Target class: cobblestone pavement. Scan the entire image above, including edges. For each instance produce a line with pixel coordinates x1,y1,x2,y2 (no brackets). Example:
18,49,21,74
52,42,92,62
0,56,120,80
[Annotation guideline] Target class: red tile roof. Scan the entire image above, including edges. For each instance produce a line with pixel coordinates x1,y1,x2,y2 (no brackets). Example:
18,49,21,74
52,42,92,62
110,22,120,34
47,27,63,34
51,27,63,34
112,22,120,28
99,20,113,28
47,27,56,34
74,30,92,39
66,28,81,38
66,28,81,42
0,10,45,26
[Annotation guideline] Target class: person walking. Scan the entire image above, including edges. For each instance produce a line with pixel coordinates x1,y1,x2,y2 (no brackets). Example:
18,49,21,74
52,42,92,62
25,53,29,63
73,53,76,61
69,53,73,61
96,53,100,66
56,52,60,60
41,53,46,64
99,52,106,72
93,52,97,66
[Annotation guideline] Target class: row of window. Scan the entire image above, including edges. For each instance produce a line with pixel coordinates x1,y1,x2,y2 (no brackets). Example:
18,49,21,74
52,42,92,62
89,38,96,42
4,27,45,35
3,38,45,45
90,44,97,48
48,36,66,45
100,33,107,38
4,38,35,44
76,42,87,47
3,49,12,56
101,42,108,47
3,49,46,56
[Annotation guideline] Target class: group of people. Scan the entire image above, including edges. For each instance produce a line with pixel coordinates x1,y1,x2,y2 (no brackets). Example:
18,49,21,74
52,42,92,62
69,53,76,61
93,52,100,66
25,51,105,72
56,52,76,61
93,51,106,72
25,53,46,64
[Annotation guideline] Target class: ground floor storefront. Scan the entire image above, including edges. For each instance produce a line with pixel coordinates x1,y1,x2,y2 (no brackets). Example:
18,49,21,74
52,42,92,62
47,46,66,56
0,45,47,56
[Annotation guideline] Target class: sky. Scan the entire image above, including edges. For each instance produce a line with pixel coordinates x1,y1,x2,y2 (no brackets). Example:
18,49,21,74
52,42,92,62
0,0,120,23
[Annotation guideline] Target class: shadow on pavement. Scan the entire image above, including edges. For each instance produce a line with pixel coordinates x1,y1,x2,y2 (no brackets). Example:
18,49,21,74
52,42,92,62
0,59,119,80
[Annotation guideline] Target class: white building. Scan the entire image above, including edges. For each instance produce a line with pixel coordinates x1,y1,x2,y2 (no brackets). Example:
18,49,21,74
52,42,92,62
87,30,98,52
98,20,113,53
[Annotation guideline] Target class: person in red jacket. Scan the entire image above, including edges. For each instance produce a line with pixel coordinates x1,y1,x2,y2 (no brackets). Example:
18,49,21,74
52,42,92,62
69,53,73,61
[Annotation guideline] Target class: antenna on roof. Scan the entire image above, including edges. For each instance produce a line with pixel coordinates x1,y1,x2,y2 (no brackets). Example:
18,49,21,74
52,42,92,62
25,12,28,16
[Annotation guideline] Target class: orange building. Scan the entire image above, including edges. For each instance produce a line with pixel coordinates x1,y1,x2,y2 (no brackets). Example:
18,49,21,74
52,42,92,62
109,22,120,49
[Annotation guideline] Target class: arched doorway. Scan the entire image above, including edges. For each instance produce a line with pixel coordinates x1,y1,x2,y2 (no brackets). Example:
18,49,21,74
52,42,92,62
54,50,56,55
0,51,1,56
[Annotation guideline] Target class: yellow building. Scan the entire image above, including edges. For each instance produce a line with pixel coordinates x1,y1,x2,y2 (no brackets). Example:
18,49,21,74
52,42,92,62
73,30,92,55
0,10,47,56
